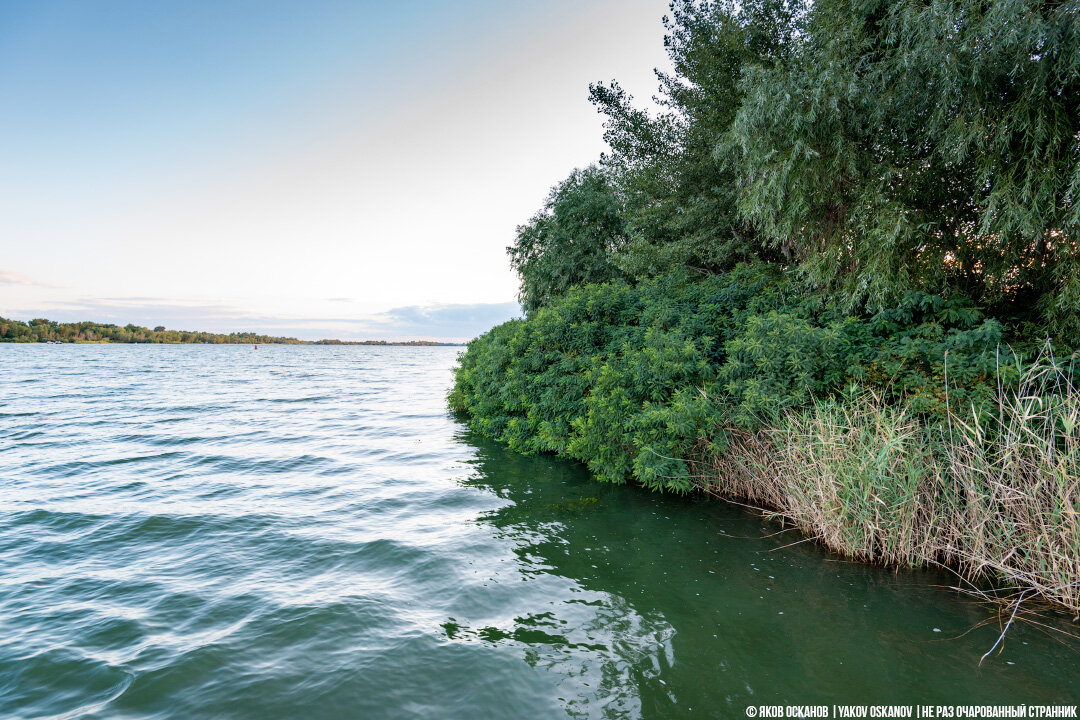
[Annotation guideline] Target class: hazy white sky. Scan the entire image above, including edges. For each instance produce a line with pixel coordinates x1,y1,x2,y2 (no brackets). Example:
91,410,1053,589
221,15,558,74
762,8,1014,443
0,0,671,340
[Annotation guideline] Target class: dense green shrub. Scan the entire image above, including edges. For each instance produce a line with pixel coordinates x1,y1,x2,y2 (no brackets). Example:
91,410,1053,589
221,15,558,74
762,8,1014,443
865,293,1019,417
719,311,872,425
451,265,1018,492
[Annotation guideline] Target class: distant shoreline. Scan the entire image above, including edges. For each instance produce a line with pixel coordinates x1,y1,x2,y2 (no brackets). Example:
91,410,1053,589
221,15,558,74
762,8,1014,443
5,340,464,346
0,316,463,346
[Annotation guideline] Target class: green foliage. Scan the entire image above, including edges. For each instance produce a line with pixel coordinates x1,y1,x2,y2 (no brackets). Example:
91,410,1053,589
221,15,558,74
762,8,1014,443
865,293,1018,417
718,290,1021,423
730,0,1080,342
455,262,1004,490
508,166,628,313
454,268,788,491
452,0,1079,499
719,311,873,424
452,267,1021,492
589,0,807,278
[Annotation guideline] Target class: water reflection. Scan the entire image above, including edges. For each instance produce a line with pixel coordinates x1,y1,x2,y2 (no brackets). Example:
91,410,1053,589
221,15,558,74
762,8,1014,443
456,433,1080,715
443,436,681,719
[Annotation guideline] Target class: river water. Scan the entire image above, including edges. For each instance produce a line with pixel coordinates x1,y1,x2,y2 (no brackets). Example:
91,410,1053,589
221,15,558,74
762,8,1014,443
1,345,1076,719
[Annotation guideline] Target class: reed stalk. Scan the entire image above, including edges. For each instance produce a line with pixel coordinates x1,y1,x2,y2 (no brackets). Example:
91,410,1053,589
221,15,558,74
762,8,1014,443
704,345,1080,612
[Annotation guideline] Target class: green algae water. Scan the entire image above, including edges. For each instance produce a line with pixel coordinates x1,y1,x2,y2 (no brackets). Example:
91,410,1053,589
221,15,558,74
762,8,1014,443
1,345,1077,719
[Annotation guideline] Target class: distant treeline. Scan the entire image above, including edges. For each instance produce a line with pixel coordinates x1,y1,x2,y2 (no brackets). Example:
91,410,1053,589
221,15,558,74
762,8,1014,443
0,317,458,346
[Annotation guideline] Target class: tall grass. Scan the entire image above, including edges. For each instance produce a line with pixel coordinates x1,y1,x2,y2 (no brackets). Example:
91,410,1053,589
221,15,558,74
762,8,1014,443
940,347,1080,610
705,346,1080,612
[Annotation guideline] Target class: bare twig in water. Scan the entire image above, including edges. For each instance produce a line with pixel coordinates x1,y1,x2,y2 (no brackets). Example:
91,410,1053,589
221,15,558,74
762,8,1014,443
980,589,1031,666
769,536,821,552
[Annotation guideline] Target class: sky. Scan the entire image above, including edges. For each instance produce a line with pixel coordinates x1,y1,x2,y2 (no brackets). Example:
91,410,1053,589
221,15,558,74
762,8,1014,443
0,0,672,341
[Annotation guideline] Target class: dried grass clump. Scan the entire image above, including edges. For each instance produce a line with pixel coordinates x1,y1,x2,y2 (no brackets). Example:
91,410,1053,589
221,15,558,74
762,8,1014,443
938,347,1080,610
704,345,1080,612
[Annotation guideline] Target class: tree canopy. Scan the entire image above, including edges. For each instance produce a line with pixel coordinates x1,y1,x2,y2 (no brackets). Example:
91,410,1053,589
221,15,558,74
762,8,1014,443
514,0,1078,345
731,0,1080,339
508,166,628,313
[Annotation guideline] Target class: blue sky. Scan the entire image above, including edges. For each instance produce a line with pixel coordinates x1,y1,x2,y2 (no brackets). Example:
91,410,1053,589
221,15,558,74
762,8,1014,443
0,0,670,340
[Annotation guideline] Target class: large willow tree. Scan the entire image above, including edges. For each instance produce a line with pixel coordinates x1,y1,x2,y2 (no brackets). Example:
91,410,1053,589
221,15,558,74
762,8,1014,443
730,0,1080,342
512,0,1078,343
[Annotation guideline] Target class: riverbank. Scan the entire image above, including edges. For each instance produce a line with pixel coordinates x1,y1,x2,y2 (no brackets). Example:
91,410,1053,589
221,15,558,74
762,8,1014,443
456,353,1080,615
448,274,1080,616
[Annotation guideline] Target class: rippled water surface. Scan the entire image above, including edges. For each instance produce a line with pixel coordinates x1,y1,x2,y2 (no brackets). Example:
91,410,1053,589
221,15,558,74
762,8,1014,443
1,345,1078,719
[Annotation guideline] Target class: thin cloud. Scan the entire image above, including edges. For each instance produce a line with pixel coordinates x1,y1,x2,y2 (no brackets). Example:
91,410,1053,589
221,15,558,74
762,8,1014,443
369,302,522,335
0,270,52,287
271,301,523,340
7,298,280,331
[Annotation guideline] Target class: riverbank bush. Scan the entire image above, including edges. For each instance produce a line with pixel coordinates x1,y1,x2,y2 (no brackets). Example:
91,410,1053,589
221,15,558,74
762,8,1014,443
451,0,1078,612
454,300,1079,610
451,268,1017,487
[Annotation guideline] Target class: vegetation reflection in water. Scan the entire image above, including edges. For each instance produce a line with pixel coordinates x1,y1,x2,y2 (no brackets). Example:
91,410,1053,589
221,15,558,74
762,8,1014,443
453,434,1080,714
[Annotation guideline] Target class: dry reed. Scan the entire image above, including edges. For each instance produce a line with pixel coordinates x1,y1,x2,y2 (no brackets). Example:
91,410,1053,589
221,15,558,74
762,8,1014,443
702,345,1080,613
